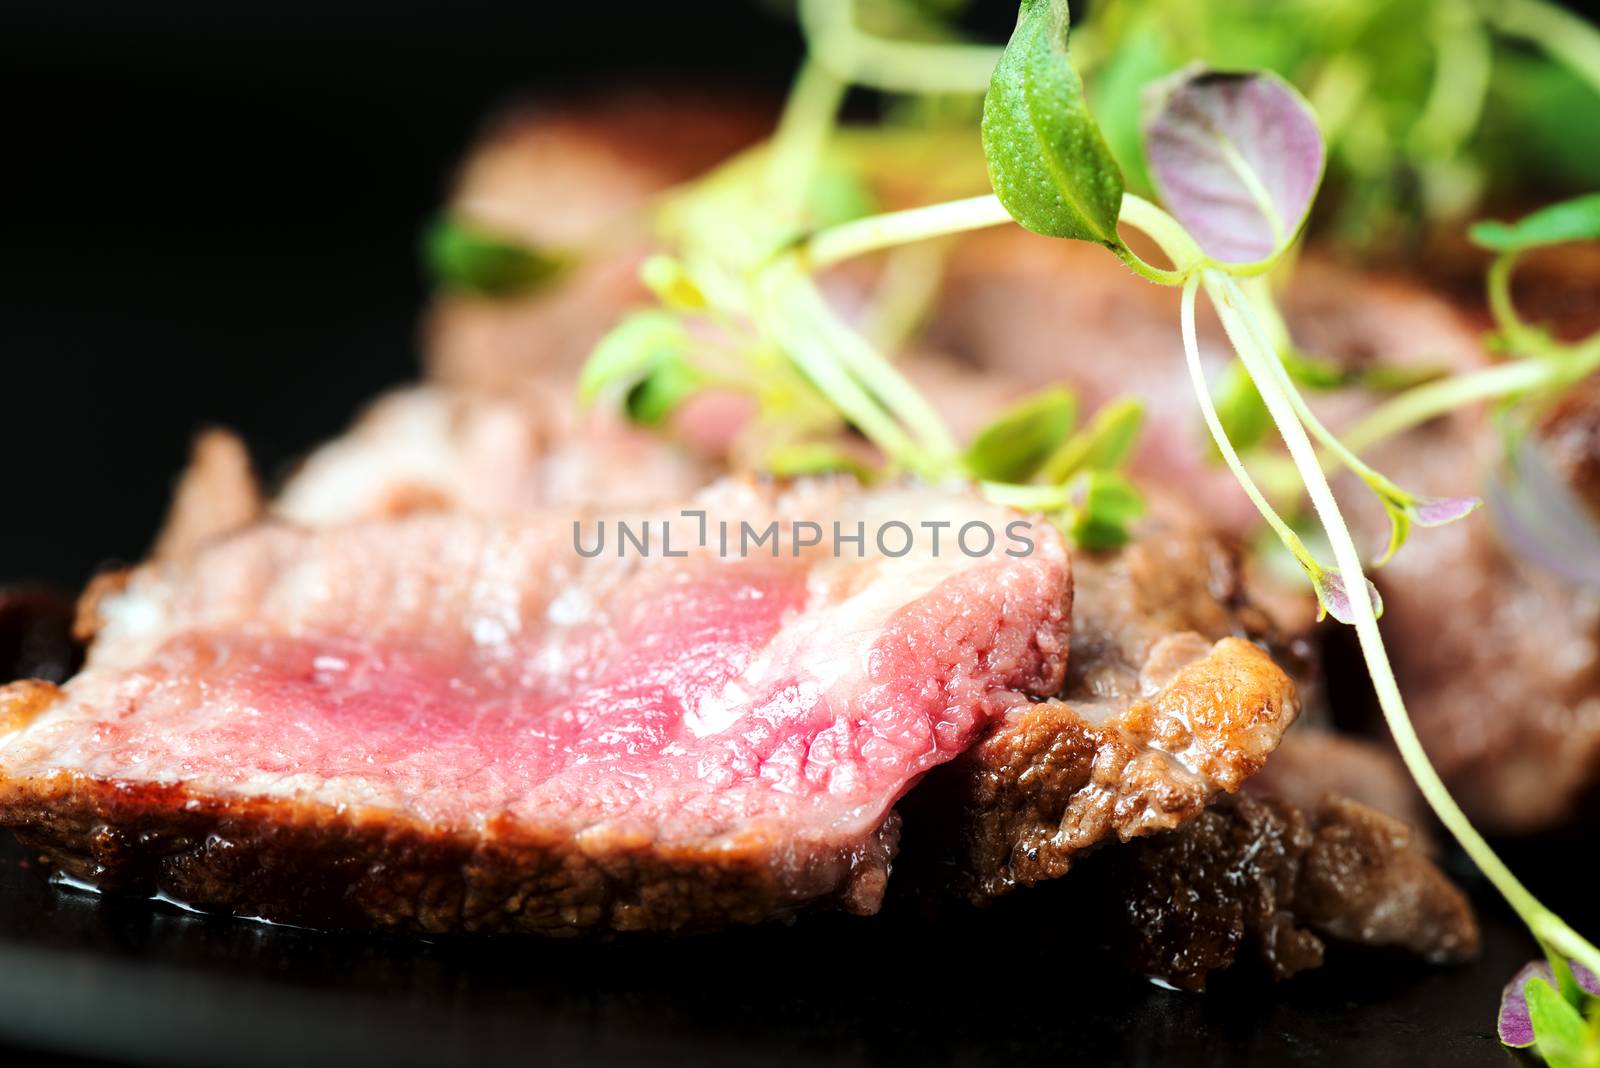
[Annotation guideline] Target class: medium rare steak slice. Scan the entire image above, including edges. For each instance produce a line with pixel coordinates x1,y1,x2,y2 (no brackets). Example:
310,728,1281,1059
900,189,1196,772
273,385,714,525
899,524,1301,900
0,480,1069,934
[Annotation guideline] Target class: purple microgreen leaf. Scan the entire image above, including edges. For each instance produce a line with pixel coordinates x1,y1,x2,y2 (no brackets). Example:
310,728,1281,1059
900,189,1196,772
1410,495,1482,527
1142,66,1326,267
1488,438,1600,590
1501,960,1600,1050
1503,961,1552,1047
1309,565,1384,625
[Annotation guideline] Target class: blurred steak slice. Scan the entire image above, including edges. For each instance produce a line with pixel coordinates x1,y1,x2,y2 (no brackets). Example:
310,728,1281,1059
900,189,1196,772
428,92,769,392
1109,793,1480,991
1244,725,1431,837
273,385,713,525
150,429,262,560
901,524,1301,900
0,480,1069,934
1349,364,1600,833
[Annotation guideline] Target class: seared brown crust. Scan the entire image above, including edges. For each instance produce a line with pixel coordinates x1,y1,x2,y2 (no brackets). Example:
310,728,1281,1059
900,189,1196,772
1109,794,1479,991
0,772,897,935
0,680,64,736
898,525,1302,902
917,637,1298,900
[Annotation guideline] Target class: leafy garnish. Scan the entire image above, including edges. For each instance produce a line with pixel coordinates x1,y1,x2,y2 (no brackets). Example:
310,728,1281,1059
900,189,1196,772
1212,360,1271,453
963,387,1078,482
1307,563,1385,625
1502,959,1600,1049
571,9,1600,1021
625,354,701,427
1469,191,1600,253
424,217,567,297
639,254,708,311
764,441,875,481
1041,396,1144,483
1142,67,1325,268
578,310,691,409
981,0,1125,245
1067,469,1145,550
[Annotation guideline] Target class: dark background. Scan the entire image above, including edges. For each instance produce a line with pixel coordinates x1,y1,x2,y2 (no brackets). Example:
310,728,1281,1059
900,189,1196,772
0,0,811,587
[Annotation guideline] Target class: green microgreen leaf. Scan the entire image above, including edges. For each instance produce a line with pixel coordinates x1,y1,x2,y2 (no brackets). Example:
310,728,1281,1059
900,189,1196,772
963,386,1078,482
625,354,701,427
639,255,708,311
1469,192,1600,253
1524,977,1599,1068
1142,66,1326,268
424,217,567,297
764,441,875,482
1504,959,1600,1049
1067,469,1146,550
981,0,1126,246
1213,360,1272,454
1041,396,1144,483
579,310,692,409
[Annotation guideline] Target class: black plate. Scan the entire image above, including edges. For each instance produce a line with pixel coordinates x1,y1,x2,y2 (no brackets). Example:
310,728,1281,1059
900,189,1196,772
0,830,1544,1067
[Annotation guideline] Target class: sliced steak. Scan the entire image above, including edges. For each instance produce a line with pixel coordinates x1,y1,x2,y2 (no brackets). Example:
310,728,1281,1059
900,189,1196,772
930,225,1598,833
427,92,768,392
900,523,1301,901
0,480,1069,934
1343,363,1600,832
150,429,262,560
925,232,1489,539
1244,726,1430,836
273,385,713,525
1107,793,1480,991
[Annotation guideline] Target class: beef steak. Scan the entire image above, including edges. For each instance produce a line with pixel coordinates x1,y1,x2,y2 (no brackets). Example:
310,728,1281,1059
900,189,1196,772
900,524,1301,900
1108,793,1480,990
0,480,1070,934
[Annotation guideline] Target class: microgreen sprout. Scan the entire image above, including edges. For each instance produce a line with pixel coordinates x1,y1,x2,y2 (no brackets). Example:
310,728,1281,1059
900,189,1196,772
1501,958,1600,1064
1072,0,1600,245
424,216,567,297
576,0,1600,1016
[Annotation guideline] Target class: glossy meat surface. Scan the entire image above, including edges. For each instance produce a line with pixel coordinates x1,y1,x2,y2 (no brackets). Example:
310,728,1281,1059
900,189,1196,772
0,481,1070,933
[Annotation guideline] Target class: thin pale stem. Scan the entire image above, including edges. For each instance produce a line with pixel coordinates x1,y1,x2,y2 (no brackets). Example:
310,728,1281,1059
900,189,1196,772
764,59,850,221
759,269,923,470
1207,267,1600,976
1342,358,1555,454
1220,276,1408,501
798,0,1002,94
787,263,960,461
1117,194,1204,275
1493,0,1600,94
1179,277,1310,558
804,194,1014,270
979,481,1070,511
